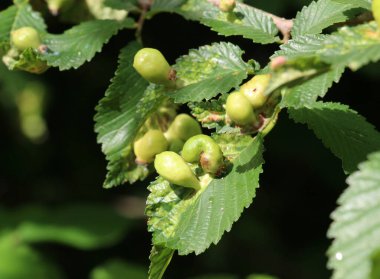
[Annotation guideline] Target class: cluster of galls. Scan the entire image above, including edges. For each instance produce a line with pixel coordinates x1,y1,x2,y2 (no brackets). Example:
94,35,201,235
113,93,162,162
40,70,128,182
132,47,273,190
226,74,271,128
133,114,225,191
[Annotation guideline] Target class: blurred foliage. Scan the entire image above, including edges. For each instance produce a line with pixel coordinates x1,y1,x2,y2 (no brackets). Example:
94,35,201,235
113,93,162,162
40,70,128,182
0,203,134,249
90,259,147,279
0,233,63,279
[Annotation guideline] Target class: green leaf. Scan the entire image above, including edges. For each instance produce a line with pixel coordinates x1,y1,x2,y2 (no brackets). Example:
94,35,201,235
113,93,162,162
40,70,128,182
331,0,372,10
280,66,344,108
292,0,358,37
196,1,279,44
40,19,134,70
265,57,331,98
95,42,166,188
150,1,279,44
317,22,380,70
12,1,47,33
0,5,17,42
274,34,328,59
0,203,133,249
327,151,380,279
277,23,380,71
172,42,251,103
289,102,380,173
0,234,63,279
150,0,187,13
146,136,264,255
148,245,174,279
90,259,146,279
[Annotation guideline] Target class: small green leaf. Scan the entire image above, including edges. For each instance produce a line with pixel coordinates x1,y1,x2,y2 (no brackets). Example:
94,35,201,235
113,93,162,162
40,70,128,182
3,48,48,74
318,22,380,70
289,102,380,173
331,0,372,10
276,23,380,71
265,57,331,98
150,0,187,13
292,0,358,37
40,19,134,70
0,5,17,42
280,66,344,108
274,34,328,59
146,136,264,255
327,151,380,279
95,42,166,188
0,204,133,249
149,0,279,44
90,259,147,279
148,245,174,279
12,1,47,33
172,42,251,103
195,1,279,44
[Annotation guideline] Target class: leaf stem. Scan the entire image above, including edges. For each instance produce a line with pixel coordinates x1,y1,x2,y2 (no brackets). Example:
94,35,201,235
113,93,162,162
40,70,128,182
260,106,281,137
135,0,152,44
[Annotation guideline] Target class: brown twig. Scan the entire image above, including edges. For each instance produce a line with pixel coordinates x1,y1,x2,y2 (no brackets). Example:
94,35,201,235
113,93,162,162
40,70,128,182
335,12,373,27
135,0,153,43
265,13,293,43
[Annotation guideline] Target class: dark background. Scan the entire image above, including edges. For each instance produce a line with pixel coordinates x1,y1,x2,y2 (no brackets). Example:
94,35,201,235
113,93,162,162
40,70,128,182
0,0,379,278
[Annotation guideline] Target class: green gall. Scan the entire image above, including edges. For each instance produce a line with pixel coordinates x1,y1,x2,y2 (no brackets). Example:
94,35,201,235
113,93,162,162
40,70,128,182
133,130,169,163
226,92,257,125
154,151,201,190
219,0,236,12
165,114,202,142
133,48,173,86
182,134,224,175
239,74,271,109
11,27,41,51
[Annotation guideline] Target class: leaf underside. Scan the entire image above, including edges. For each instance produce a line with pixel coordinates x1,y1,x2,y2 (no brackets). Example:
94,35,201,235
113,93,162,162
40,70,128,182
148,245,175,279
328,151,380,279
289,102,380,173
